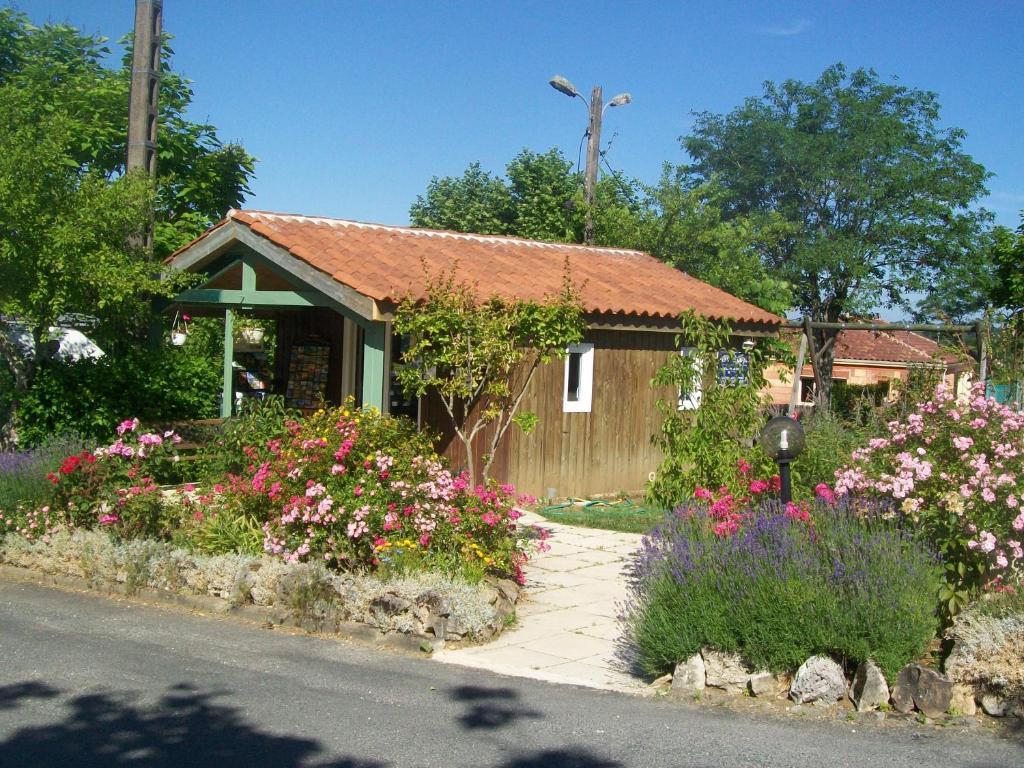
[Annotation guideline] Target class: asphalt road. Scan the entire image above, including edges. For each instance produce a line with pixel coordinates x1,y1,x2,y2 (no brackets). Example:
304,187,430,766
0,577,1019,768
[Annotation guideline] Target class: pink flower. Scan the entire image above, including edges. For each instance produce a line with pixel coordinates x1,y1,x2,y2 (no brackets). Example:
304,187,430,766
814,483,836,505
952,435,974,452
116,417,140,436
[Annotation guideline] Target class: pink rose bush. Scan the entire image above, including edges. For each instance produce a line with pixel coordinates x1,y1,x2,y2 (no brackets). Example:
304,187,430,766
44,418,183,539
190,406,537,583
688,460,829,537
834,382,1024,613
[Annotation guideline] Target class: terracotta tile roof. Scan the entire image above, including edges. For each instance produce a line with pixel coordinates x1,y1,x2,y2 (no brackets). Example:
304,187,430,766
834,328,962,366
182,210,782,325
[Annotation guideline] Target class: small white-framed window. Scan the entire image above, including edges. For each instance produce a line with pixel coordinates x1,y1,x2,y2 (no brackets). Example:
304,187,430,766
677,347,703,411
563,342,594,413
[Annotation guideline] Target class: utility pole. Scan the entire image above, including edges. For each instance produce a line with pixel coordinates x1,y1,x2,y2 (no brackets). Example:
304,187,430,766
549,75,631,245
127,0,162,253
583,86,602,245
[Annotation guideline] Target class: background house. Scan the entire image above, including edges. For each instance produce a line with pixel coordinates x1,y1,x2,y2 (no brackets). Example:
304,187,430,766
766,327,972,408
164,209,782,497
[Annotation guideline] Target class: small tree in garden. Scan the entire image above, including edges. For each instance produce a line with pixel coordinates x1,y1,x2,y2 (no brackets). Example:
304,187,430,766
647,311,775,508
393,265,584,487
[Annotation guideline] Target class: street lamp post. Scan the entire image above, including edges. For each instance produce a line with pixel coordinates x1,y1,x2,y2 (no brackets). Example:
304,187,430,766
549,75,631,245
758,415,806,505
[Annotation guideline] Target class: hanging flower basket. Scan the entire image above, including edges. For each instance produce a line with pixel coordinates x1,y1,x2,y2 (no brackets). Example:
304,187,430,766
240,327,265,345
170,331,188,347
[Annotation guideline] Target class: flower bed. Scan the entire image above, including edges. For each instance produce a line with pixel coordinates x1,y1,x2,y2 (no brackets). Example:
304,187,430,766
4,405,538,591
834,382,1024,615
619,496,941,680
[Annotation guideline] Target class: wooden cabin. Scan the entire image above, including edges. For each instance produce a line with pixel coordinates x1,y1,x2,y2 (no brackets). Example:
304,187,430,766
164,210,782,497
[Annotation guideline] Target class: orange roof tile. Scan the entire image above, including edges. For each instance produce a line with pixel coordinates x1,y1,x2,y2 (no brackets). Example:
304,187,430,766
834,328,962,366
180,210,782,326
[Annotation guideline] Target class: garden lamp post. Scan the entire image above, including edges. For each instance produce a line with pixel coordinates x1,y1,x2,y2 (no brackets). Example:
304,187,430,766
548,74,632,245
758,415,806,505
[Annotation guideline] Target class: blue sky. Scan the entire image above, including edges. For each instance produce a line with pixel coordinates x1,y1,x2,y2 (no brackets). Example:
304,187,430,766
9,1,1024,229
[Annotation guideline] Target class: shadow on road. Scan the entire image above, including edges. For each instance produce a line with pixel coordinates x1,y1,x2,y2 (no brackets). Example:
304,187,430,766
497,748,625,768
0,680,384,768
448,684,543,730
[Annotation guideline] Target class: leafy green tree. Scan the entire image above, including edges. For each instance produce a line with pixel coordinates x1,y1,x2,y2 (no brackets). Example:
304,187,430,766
410,150,790,314
410,148,586,242
0,10,255,437
683,63,991,402
987,217,1024,389
632,171,794,316
393,267,584,487
0,10,255,258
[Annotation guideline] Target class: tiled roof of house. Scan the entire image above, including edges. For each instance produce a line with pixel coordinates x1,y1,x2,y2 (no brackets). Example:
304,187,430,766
834,328,962,366
181,210,782,325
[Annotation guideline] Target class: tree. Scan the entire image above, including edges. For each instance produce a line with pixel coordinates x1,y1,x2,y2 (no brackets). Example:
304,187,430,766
683,63,991,403
410,148,585,242
409,149,791,314
0,10,255,437
392,266,584,488
987,217,1024,390
0,11,255,259
632,170,794,316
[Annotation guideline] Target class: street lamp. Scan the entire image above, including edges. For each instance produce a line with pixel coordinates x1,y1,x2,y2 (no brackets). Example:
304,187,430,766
549,74,632,245
758,415,805,505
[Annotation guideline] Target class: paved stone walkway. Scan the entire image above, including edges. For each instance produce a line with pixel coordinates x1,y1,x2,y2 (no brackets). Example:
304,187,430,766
433,511,651,694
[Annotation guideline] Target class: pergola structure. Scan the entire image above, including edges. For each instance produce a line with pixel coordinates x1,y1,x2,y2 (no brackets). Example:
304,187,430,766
164,215,391,417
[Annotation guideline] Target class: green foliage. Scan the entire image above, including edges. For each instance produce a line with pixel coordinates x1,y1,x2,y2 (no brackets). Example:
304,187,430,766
647,312,775,508
621,500,942,680
0,9,254,422
180,507,265,558
410,149,588,242
632,174,794,316
393,265,584,485
684,63,991,399
193,396,299,479
15,346,220,447
987,218,1024,388
789,409,867,499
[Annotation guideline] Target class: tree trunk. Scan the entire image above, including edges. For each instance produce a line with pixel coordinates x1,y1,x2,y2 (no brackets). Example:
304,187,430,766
0,320,39,447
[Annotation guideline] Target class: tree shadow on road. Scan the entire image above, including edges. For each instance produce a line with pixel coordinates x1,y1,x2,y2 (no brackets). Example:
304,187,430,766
448,684,543,730
0,680,385,768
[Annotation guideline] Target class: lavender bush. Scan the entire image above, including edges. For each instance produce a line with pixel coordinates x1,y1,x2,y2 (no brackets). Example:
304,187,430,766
0,434,88,519
618,497,941,680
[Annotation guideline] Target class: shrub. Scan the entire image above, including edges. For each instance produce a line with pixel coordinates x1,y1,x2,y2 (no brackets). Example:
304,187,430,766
15,345,220,447
188,405,534,582
834,381,1024,616
945,592,1024,701
45,417,184,539
790,409,867,499
619,496,941,680
0,433,87,516
647,312,776,508
191,396,299,480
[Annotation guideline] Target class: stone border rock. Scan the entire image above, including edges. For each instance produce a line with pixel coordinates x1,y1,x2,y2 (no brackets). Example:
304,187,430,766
0,530,521,651
664,648,1019,725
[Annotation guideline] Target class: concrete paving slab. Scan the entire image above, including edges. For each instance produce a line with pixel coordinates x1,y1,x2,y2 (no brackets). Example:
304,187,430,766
432,515,650,694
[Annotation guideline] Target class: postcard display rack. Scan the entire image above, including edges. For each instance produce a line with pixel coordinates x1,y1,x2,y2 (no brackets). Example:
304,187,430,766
285,340,330,412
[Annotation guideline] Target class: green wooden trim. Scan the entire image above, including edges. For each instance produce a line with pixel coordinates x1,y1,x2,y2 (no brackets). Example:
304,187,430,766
241,260,257,292
361,321,386,411
176,288,328,308
221,308,234,418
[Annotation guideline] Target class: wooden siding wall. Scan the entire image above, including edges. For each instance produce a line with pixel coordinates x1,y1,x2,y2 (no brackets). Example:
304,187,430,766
422,329,678,499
